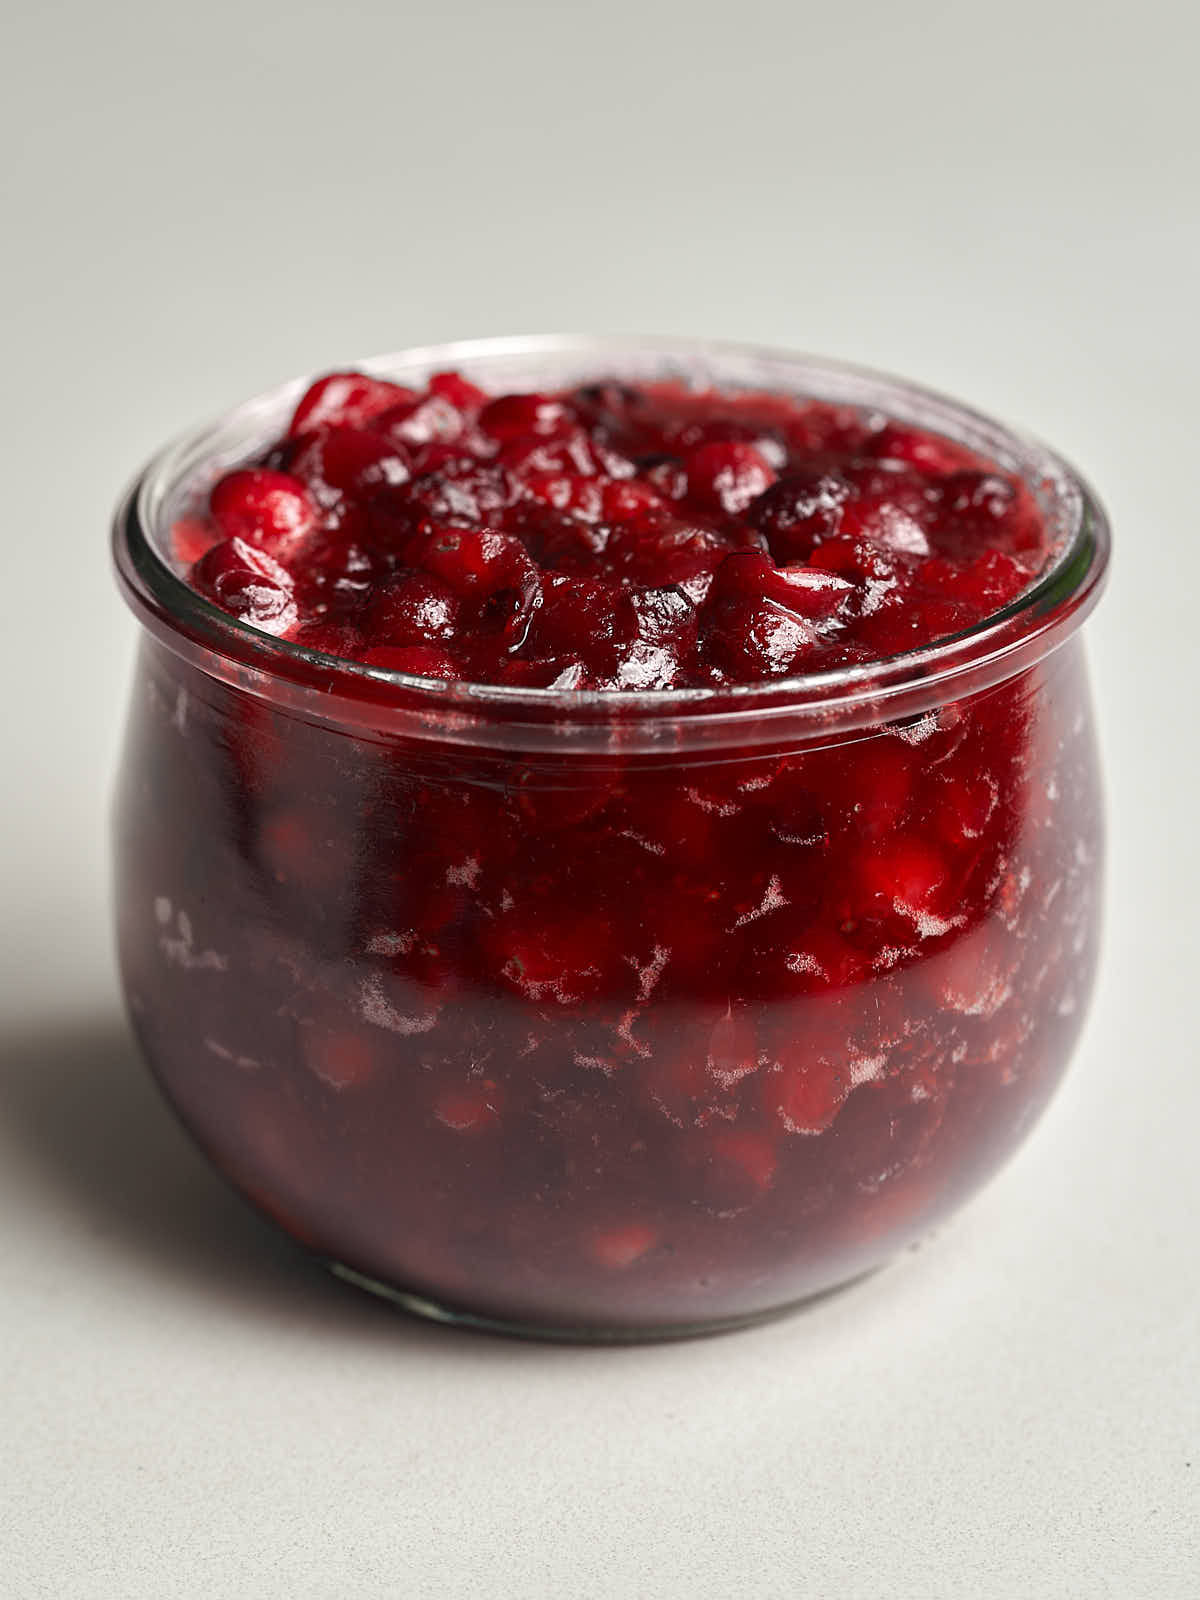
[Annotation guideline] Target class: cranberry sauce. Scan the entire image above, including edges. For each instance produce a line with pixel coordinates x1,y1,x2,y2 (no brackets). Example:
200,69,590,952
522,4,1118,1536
113,363,1103,1335
178,371,1049,688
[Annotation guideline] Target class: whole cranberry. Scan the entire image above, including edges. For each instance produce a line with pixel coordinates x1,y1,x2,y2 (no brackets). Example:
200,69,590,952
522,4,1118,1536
209,469,317,555
192,537,297,635
683,441,777,515
480,392,574,442
712,550,854,620
427,370,489,411
291,535,378,617
409,527,534,598
289,371,418,435
866,422,975,475
932,471,1022,558
700,556,821,680
287,427,411,501
751,469,852,562
605,509,728,589
365,572,461,646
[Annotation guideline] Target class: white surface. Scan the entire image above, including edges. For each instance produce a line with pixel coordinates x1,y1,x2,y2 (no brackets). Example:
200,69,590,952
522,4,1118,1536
2,1,1198,1594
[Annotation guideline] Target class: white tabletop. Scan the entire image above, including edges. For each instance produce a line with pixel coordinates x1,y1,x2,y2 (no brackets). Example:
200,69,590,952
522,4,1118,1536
3,1,1198,1594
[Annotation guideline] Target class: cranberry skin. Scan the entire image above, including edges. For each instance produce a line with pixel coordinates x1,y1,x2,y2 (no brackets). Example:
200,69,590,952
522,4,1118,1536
365,572,461,647
192,537,297,634
291,535,377,618
302,1029,375,1091
834,464,935,557
486,910,618,1006
434,1079,503,1133
601,479,664,522
287,427,411,501
427,370,488,411
509,504,609,572
713,550,854,620
591,1224,658,1269
751,469,852,562
806,533,903,585
866,422,976,475
209,469,317,555
528,573,625,663
605,509,728,590
372,463,514,544
702,595,819,679
853,833,952,933
764,1056,846,1137
855,595,975,657
700,554,824,680
920,550,1032,612
641,457,691,502
289,372,417,435
683,441,777,515
932,471,1026,558
518,473,606,522
480,392,573,442
410,526,536,600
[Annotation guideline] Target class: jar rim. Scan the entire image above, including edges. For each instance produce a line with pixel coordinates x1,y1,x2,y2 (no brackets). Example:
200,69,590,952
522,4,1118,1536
112,334,1110,753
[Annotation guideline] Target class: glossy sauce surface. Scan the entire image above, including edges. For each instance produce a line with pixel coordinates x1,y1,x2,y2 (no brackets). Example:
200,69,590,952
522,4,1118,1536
180,370,1048,688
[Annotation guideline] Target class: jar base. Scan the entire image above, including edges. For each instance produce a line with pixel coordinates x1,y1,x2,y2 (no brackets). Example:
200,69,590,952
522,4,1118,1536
324,1258,887,1344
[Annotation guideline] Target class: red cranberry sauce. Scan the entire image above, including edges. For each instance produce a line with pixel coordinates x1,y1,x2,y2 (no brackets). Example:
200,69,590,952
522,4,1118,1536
115,372,1101,1333
180,371,1049,686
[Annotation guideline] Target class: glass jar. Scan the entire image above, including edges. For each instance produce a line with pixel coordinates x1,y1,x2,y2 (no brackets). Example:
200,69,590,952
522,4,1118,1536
111,337,1110,1340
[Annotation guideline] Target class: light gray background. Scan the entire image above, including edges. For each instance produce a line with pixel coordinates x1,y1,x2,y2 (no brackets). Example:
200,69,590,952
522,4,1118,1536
2,1,1197,1595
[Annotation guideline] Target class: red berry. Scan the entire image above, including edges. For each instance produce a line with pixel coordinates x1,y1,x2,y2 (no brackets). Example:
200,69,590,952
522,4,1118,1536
751,468,851,562
856,834,950,924
434,1080,502,1132
210,469,317,554
764,1057,845,1135
867,422,975,475
700,554,825,679
192,537,297,634
291,535,377,617
287,427,411,500
527,573,624,663
427,370,488,411
605,509,728,590
289,371,417,435
365,572,460,647
684,440,777,515
711,550,854,620
303,1030,374,1090
591,1223,657,1268
480,392,573,442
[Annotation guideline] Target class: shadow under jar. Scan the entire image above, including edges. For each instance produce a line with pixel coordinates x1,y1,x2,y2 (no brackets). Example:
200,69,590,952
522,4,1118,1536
112,337,1109,1340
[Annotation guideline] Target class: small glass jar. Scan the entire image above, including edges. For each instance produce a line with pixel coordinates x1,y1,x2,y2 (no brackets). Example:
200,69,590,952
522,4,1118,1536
111,337,1109,1340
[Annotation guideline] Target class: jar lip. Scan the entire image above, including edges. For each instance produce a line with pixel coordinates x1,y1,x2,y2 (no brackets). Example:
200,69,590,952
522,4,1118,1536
112,334,1110,745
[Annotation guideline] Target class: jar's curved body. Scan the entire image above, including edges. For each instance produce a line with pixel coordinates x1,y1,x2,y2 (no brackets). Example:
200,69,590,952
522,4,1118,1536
111,338,1109,1338
114,634,1102,1336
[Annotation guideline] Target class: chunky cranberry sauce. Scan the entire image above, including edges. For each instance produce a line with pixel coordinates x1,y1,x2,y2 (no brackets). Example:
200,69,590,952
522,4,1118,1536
179,370,1049,686
114,361,1103,1337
